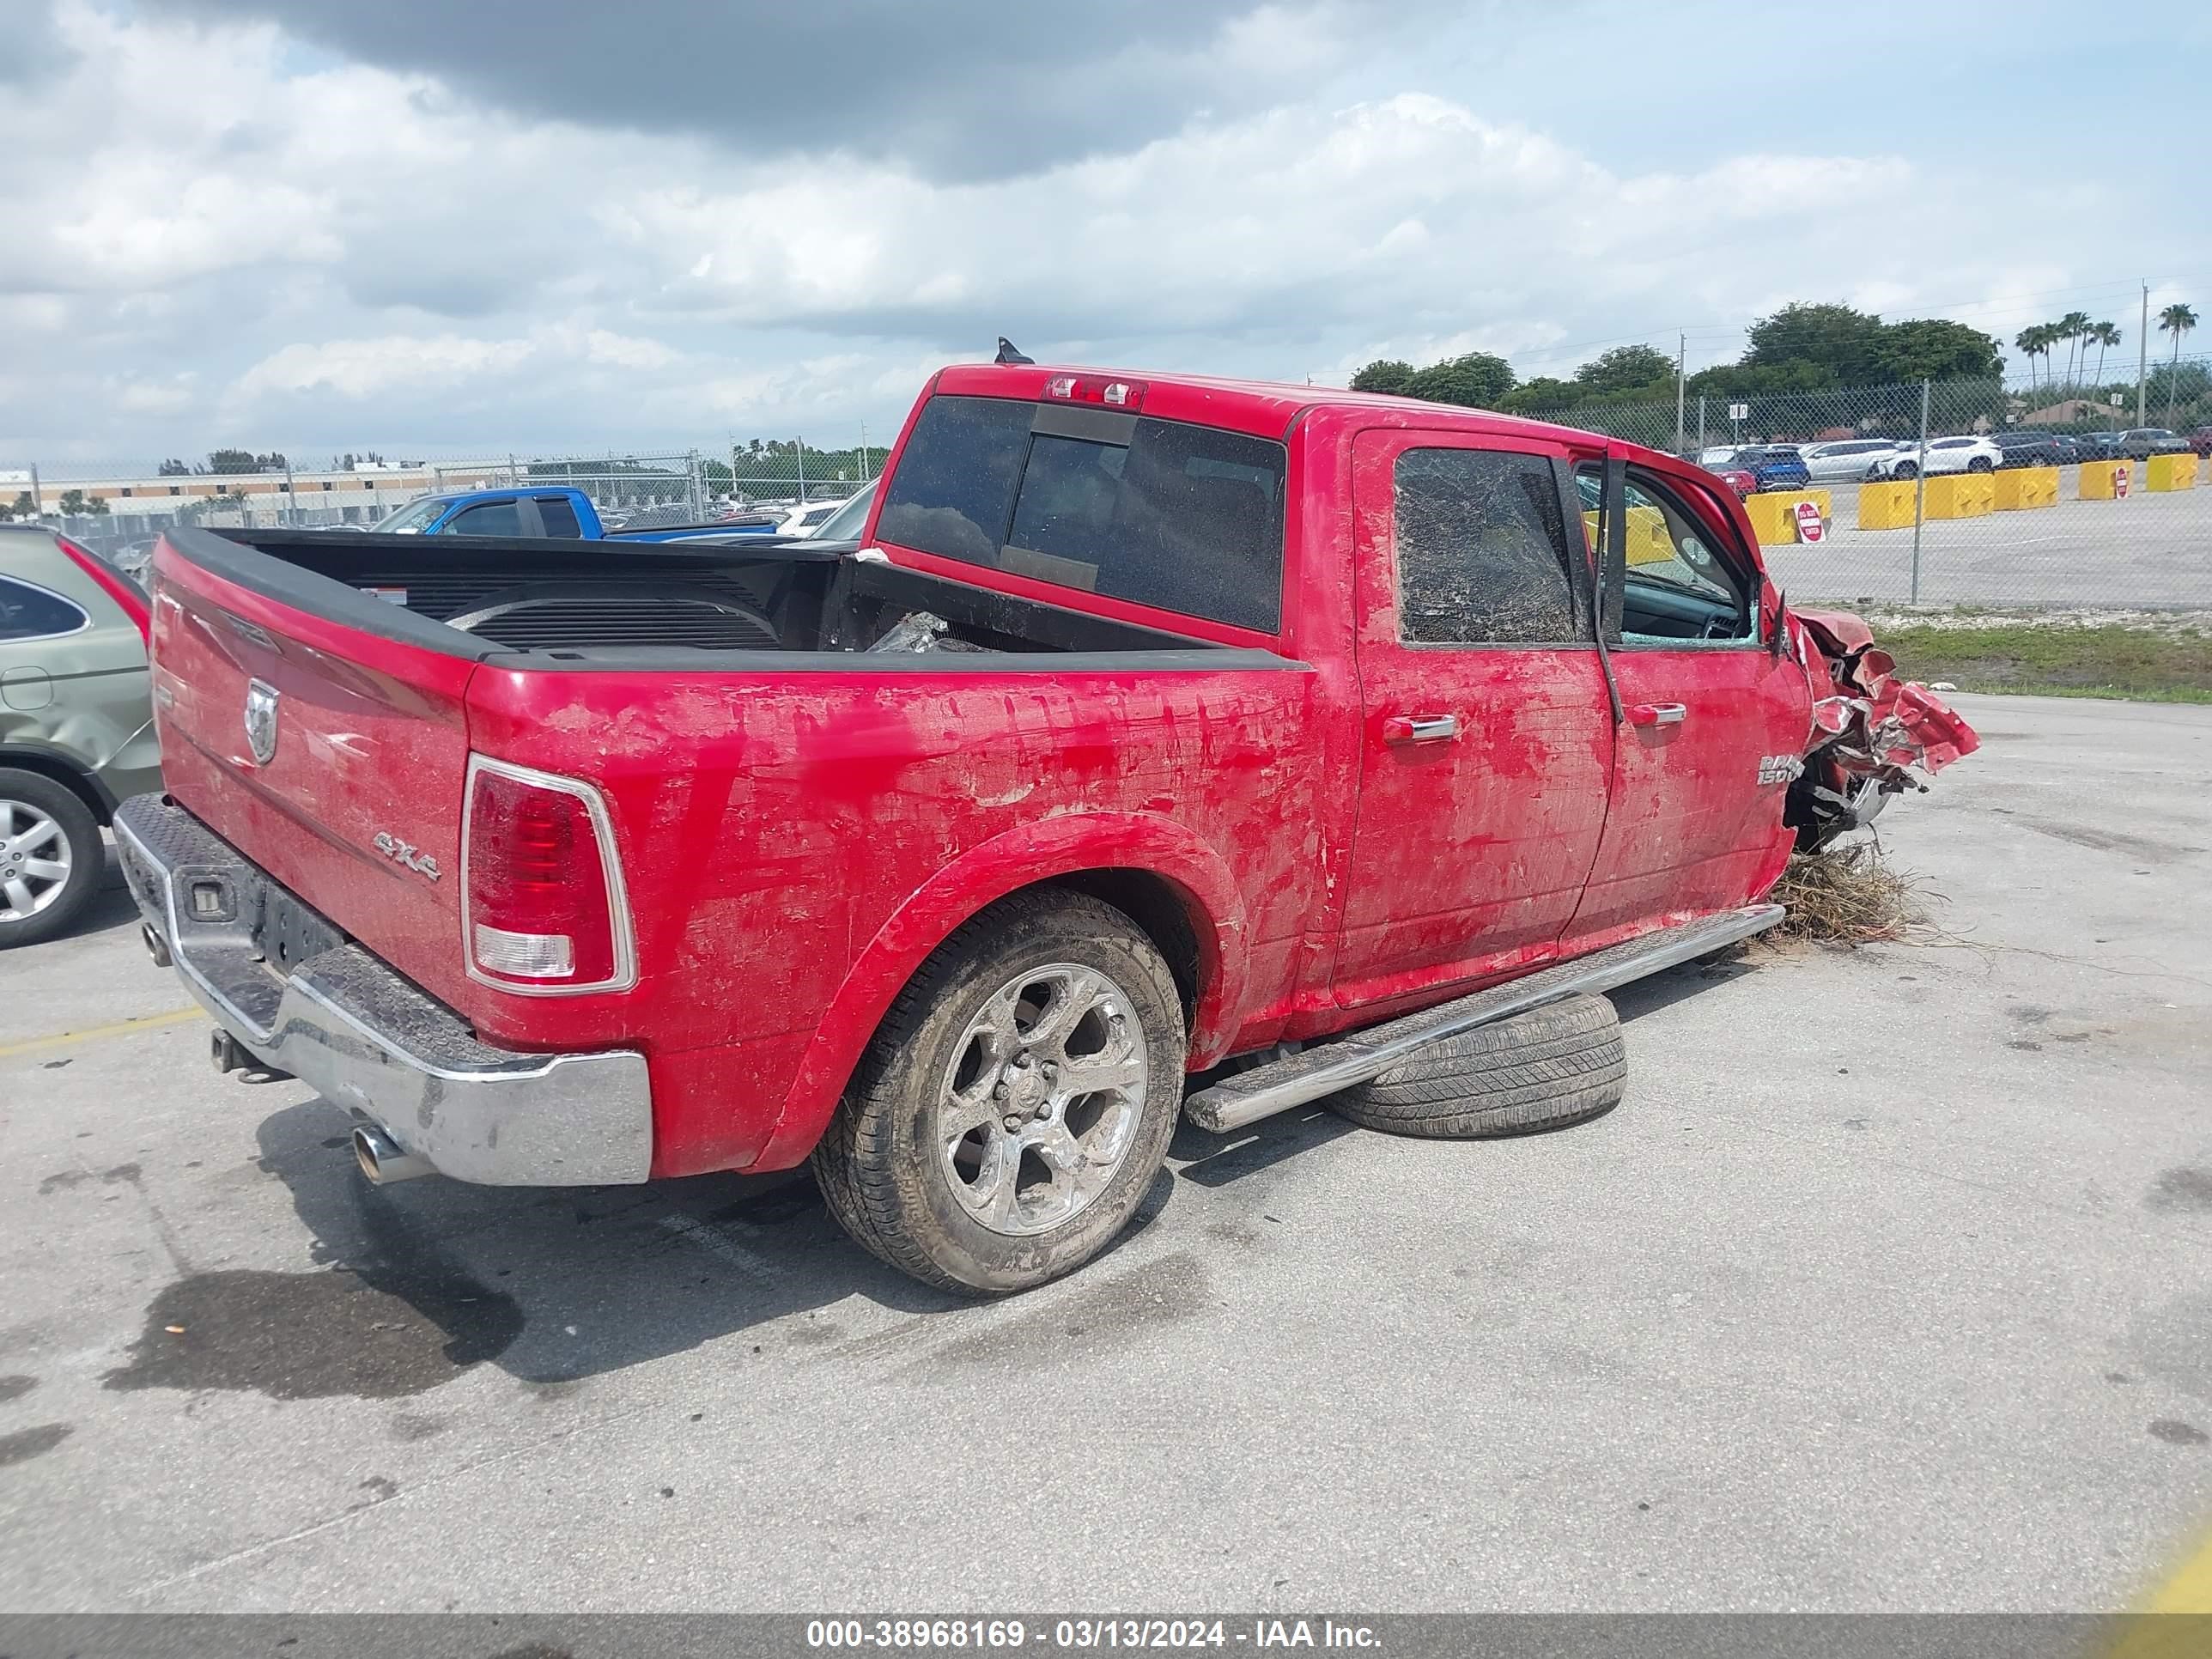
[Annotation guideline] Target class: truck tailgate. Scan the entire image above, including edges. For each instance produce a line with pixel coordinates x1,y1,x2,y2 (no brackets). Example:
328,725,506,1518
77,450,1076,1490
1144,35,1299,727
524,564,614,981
149,536,484,1015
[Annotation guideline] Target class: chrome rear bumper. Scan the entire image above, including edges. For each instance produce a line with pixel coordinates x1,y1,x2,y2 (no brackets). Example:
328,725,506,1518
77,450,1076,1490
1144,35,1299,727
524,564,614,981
114,794,653,1187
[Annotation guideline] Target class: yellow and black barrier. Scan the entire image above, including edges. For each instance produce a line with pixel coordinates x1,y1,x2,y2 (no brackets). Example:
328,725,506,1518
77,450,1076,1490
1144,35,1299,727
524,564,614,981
2147,453,2199,492
1742,489,1832,545
1993,466,2059,510
2079,461,2136,500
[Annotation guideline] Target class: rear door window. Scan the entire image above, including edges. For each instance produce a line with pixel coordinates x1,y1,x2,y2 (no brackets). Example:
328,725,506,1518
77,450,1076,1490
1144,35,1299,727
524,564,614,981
1393,447,1578,643
533,496,583,537
878,393,1286,632
0,575,89,641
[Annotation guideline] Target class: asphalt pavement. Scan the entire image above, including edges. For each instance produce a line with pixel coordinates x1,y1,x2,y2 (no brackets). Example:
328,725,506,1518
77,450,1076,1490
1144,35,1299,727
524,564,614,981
2,695,2209,1613
1765,465,2212,609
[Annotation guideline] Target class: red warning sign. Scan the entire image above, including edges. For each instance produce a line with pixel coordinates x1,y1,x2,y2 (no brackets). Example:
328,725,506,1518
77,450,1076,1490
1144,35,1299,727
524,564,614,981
1794,500,1826,544
2112,464,2130,499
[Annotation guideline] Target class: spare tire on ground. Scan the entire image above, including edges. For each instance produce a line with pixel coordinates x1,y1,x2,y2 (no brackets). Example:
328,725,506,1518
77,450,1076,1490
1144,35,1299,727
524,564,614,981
1328,992,1626,1139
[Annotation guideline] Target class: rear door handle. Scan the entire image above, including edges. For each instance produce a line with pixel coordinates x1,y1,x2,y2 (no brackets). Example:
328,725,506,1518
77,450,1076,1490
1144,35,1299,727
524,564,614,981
1626,702,1687,727
1382,714,1461,744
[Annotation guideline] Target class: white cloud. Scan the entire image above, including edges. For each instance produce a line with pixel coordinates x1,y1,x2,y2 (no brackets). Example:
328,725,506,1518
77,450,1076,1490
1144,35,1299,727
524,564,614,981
3,0,2203,461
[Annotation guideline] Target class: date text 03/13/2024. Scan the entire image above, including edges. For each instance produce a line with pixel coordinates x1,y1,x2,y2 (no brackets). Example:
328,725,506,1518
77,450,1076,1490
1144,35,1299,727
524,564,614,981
804,1620,1382,1650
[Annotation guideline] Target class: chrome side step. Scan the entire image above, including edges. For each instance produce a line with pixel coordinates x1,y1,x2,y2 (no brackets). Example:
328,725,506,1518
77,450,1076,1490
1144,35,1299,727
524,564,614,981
1182,904,1784,1133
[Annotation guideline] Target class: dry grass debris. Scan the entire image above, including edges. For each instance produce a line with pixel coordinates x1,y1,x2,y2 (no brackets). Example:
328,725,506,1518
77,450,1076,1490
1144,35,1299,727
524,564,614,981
1771,842,1935,946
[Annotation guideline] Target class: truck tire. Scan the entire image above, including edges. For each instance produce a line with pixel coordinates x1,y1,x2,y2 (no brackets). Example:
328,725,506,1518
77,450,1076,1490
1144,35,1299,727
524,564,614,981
1329,993,1626,1139
0,768,102,950
811,890,1188,1297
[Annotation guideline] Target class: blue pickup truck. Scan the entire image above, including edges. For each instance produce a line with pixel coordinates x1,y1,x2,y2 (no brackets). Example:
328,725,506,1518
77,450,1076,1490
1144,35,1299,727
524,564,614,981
368,485,779,541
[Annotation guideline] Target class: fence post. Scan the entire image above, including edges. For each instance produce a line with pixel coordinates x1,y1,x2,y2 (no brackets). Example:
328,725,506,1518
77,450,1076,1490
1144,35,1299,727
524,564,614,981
1909,379,1930,605
688,449,702,520
795,437,805,502
282,458,296,526
1696,396,1705,452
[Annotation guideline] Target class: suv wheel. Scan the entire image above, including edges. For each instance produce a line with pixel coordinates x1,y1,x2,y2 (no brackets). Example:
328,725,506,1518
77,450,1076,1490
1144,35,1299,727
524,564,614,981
0,769,101,948
812,890,1187,1296
1967,456,1994,472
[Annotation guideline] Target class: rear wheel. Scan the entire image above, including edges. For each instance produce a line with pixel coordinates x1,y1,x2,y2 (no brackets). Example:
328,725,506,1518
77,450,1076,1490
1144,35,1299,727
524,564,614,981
812,890,1187,1296
1890,460,1917,478
1967,456,1994,472
1329,994,1626,1139
0,769,101,949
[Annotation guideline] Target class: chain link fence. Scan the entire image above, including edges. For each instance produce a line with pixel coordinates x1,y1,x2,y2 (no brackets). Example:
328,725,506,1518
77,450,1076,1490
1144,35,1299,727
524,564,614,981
0,439,889,562
1519,362,2212,617
9,373,2211,617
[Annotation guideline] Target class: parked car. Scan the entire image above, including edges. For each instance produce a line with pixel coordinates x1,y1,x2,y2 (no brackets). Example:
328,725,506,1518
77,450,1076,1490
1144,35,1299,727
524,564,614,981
1701,445,1812,491
2119,428,2191,459
1890,435,2001,478
799,477,878,540
2074,431,2125,462
121,362,1976,1294
0,525,161,947
1798,440,1904,483
1990,431,2077,468
369,485,780,541
1703,465,1757,500
775,487,872,537
2186,426,2212,459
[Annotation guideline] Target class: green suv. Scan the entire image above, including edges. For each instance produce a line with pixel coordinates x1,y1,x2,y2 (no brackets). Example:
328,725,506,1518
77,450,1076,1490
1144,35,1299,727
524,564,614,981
0,524,161,946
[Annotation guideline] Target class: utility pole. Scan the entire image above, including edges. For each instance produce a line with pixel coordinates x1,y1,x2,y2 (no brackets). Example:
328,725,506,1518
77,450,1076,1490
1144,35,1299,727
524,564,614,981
2137,282,2150,428
1674,332,1686,454
1910,380,1931,605
27,463,40,518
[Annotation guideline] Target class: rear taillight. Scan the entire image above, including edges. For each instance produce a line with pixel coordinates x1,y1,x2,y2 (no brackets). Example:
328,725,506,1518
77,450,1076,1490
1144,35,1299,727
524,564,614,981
1042,374,1146,410
57,536,150,644
462,757,635,994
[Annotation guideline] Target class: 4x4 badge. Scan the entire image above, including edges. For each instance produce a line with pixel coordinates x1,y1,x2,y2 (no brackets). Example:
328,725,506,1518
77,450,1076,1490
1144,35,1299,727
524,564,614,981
373,833,441,882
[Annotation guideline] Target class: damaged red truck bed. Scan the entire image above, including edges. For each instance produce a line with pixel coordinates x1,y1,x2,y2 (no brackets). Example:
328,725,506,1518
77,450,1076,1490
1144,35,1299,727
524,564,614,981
120,362,1973,1293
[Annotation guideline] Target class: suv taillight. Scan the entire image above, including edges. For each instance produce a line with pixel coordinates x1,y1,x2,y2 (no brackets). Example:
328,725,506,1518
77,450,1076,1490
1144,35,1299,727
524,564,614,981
462,757,635,993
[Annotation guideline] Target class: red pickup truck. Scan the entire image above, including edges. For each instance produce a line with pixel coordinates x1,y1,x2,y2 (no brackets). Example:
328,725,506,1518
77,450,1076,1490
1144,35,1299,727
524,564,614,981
120,362,1973,1294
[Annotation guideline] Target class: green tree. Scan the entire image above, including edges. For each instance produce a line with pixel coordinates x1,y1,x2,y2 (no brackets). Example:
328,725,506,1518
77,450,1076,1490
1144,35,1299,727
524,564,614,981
1403,351,1515,409
156,458,192,477
56,489,108,517
1572,344,1674,398
1742,302,1886,384
2044,309,2079,385
2013,325,2052,392
2086,321,2120,391
0,492,33,522
1349,359,1416,394
2159,302,2198,425
1875,319,2003,384
1498,375,1578,416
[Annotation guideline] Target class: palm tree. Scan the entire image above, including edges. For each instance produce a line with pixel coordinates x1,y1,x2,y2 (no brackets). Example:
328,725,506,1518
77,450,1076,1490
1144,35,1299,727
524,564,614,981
2054,311,2092,388
2087,321,2119,394
2014,325,2051,393
2159,302,2199,426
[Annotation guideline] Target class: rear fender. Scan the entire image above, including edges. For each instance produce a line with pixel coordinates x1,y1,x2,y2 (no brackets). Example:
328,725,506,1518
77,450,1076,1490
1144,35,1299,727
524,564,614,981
753,812,1249,1169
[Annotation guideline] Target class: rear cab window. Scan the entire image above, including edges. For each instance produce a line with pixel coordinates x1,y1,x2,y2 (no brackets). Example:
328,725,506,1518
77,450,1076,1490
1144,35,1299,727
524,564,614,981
877,394,1287,633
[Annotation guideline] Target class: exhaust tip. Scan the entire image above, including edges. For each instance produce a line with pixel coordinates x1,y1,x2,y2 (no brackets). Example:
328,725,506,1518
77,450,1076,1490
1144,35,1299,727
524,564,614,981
143,925,172,969
351,1124,434,1185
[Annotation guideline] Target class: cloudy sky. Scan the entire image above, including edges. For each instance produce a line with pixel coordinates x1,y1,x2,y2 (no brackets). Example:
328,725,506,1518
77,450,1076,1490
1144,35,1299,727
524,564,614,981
5,0,2209,465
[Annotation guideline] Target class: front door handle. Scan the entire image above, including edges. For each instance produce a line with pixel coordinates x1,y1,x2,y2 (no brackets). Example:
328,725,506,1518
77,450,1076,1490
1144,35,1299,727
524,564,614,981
1626,702,1687,727
1382,714,1461,744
